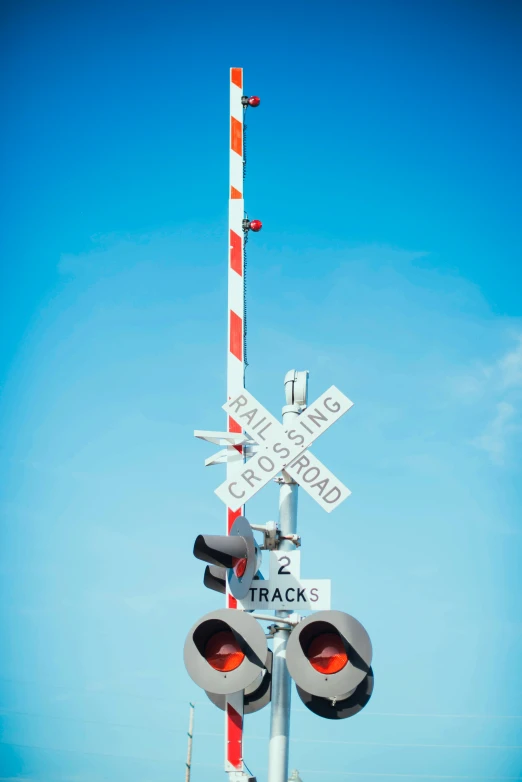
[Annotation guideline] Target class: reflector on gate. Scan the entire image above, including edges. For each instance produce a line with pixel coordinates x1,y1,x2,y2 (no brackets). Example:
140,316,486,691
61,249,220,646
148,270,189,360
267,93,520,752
193,515,259,600
296,668,374,720
286,610,372,699
183,608,268,695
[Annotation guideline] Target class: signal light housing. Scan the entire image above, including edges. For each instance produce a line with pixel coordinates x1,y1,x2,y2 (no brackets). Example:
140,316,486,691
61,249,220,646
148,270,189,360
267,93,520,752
194,515,259,599
203,564,226,594
184,608,268,695
286,611,372,701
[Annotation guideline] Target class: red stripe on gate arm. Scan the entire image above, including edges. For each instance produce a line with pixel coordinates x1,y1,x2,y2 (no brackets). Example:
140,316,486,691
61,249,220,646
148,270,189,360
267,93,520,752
229,311,242,361
231,117,242,156
231,68,242,89
227,593,238,609
230,230,242,275
226,703,243,768
228,506,242,534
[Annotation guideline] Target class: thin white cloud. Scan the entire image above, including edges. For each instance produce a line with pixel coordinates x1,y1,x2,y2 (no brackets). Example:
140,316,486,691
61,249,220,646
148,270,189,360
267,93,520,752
451,334,522,400
499,334,522,389
471,401,519,465
451,334,522,464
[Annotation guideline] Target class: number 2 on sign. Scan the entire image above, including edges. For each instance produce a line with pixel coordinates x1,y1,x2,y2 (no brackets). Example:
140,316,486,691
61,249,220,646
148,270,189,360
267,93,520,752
270,550,301,581
277,556,291,575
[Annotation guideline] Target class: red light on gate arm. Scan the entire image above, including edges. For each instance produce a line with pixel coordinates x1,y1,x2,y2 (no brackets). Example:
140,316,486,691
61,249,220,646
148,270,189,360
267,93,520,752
249,219,262,232
233,557,248,579
307,633,348,675
205,630,245,672
248,96,261,107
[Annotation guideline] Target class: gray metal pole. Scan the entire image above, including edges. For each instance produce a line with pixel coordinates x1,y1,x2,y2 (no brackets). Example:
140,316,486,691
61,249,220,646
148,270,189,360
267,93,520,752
185,701,195,782
268,400,300,782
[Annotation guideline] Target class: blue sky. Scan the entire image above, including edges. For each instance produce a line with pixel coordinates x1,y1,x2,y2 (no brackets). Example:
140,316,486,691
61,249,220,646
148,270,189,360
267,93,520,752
1,1,522,781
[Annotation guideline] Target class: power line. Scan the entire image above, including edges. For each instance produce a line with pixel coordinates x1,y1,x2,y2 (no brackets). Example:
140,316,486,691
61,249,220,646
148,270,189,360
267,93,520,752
286,708,522,721
285,773,522,780
355,712,522,720
0,708,186,733
2,677,522,721
192,766,522,780
287,737,522,750
2,742,520,780
1,708,521,752
0,740,188,764
0,741,181,763
1,710,521,751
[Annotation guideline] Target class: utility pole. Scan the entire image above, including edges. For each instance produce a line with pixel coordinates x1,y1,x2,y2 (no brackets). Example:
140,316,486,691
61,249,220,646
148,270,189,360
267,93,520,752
185,701,195,782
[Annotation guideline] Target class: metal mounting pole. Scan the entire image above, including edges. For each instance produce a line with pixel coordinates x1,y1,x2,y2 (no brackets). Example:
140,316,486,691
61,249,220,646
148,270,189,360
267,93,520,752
267,396,301,782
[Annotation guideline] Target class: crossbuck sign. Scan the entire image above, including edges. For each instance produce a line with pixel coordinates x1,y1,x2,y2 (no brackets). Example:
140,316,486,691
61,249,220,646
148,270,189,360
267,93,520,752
214,386,353,513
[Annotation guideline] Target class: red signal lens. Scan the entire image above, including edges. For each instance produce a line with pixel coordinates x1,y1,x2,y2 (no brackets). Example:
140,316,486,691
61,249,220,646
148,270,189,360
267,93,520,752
307,633,348,675
248,96,261,107
249,219,262,232
205,630,245,672
234,558,248,579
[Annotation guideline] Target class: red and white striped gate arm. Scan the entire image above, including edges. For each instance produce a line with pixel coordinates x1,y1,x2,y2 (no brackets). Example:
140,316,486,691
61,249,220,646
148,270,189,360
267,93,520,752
225,65,246,776
227,66,245,555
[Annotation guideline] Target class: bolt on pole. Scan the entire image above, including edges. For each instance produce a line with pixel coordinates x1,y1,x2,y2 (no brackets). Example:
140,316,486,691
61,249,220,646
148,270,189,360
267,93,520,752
267,390,302,782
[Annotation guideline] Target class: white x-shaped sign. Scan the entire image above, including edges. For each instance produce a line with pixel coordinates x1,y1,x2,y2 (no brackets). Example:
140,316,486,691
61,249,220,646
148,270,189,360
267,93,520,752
214,386,353,513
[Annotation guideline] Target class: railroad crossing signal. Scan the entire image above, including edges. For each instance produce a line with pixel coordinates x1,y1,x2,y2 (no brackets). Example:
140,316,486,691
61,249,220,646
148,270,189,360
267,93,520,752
193,515,260,600
183,608,269,696
187,368,374,782
186,515,374,721
285,610,374,720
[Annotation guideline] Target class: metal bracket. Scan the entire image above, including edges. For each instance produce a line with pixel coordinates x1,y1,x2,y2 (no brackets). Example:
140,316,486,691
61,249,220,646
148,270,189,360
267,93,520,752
250,613,301,627
250,520,301,550
274,475,297,485
281,533,301,548
204,442,259,467
194,430,248,446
